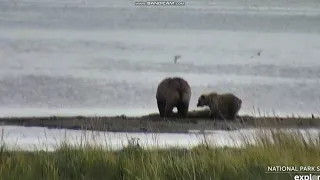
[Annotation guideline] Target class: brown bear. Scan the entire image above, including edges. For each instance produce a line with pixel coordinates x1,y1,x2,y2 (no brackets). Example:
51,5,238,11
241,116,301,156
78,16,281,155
196,92,242,120
156,77,191,118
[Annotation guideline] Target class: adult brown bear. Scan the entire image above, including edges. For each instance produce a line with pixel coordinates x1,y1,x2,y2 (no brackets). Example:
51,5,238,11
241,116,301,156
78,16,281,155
156,77,191,118
196,92,242,120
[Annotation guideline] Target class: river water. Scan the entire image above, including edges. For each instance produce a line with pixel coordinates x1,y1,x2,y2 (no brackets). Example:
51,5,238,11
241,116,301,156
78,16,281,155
0,0,320,117
1,125,319,151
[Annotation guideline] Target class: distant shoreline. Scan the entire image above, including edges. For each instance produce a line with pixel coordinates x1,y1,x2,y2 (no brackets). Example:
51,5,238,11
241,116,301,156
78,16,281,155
0,109,319,133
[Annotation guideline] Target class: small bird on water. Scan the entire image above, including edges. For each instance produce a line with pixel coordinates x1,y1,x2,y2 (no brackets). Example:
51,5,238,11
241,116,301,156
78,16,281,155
257,51,261,56
251,50,262,58
174,55,181,64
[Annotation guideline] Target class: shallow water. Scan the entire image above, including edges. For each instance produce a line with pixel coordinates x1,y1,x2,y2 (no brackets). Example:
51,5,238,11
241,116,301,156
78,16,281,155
0,0,320,117
1,125,319,151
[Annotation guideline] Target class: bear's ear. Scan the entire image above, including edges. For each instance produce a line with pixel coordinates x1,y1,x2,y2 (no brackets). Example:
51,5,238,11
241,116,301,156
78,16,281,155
200,94,205,99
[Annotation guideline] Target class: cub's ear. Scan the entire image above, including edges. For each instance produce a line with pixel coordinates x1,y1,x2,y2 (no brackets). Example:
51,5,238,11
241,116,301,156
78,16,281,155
199,94,205,99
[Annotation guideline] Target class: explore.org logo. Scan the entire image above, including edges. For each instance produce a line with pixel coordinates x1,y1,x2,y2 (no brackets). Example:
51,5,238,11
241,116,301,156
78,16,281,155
293,174,320,180
135,1,185,6
266,166,320,180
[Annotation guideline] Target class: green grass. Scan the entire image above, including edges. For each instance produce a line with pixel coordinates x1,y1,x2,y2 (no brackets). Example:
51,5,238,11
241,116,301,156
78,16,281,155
0,129,320,180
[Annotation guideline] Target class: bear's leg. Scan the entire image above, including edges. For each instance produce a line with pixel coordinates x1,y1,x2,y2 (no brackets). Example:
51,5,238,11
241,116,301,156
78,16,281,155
177,102,189,118
229,115,236,121
213,107,226,120
208,109,215,119
228,103,240,120
164,103,174,117
217,110,227,120
229,109,239,120
227,105,236,120
209,106,220,119
157,100,166,117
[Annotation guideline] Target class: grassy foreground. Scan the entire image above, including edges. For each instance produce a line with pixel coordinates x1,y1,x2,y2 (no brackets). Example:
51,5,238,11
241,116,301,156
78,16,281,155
0,130,320,180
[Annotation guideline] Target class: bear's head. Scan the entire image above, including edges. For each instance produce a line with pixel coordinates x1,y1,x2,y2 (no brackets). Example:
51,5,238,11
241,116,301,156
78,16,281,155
197,94,209,107
197,92,219,107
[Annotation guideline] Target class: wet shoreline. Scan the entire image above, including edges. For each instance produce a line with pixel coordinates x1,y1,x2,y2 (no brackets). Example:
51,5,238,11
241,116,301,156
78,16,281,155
0,109,318,133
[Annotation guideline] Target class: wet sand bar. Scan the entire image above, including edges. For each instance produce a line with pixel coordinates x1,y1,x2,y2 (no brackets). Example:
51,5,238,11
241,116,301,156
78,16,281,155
0,110,319,133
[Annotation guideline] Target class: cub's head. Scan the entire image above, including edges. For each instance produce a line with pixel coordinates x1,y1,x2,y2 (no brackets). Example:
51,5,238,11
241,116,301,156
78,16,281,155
197,92,218,107
197,94,209,107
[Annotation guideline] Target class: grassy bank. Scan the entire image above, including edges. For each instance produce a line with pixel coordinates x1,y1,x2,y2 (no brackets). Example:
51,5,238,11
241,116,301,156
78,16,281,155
0,130,320,180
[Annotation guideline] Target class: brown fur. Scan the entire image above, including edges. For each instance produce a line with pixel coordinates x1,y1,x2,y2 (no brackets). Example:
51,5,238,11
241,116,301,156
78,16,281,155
197,92,242,120
156,77,191,118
